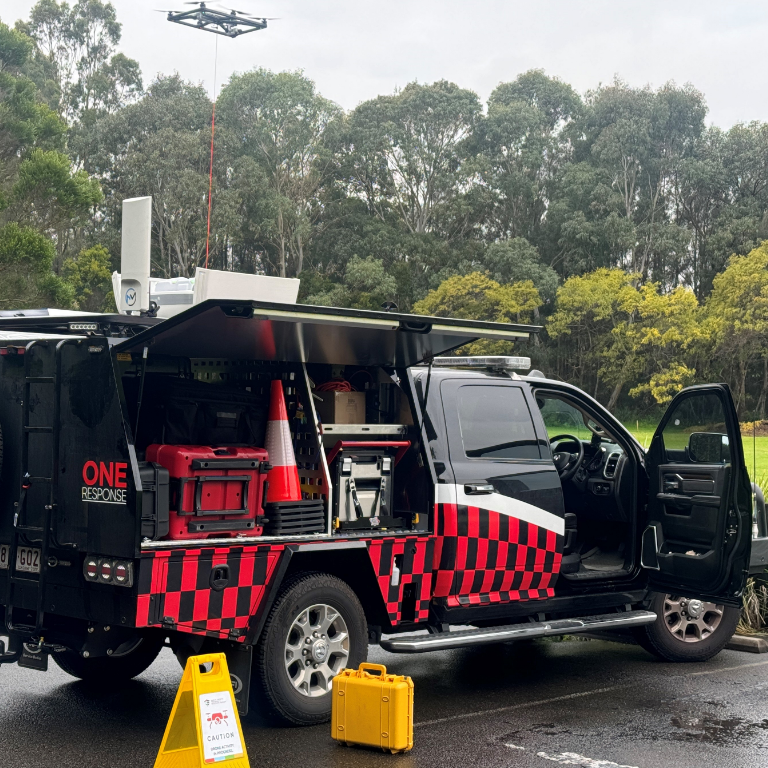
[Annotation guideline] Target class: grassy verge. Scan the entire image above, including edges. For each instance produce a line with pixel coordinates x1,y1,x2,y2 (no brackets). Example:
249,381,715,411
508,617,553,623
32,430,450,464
624,419,768,486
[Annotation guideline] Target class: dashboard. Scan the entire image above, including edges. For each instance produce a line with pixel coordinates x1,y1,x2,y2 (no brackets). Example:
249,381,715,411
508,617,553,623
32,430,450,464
559,439,629,521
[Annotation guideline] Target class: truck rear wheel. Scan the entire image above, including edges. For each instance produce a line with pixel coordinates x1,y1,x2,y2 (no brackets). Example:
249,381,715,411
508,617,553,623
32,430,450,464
254,572,368,725
52,633,165,682
636,592,739,662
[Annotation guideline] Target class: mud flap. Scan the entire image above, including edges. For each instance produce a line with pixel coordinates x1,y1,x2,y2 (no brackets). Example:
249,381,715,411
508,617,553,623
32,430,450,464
187,638,252,716
227,644,252,716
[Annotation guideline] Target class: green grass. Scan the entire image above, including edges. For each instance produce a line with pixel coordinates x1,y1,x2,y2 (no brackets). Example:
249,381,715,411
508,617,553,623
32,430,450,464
624,418,768,487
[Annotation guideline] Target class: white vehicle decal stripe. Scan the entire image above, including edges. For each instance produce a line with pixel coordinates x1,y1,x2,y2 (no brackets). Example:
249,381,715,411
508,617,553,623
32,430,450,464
435,483,564,536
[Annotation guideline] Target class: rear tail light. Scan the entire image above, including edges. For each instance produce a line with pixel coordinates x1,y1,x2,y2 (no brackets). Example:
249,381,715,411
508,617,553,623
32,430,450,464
84,558,99,581
83,556,133,587
99,560,112,582
114,562,130,584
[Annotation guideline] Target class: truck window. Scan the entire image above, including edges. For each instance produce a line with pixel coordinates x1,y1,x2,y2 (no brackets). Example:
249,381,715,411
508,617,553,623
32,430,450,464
456,385,540,460
660,392,731,462
537,394,593,442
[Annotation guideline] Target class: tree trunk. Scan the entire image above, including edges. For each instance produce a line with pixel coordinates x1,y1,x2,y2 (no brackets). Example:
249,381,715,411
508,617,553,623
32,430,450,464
296,234,304,277
278,210,286,278
758,357,768,421
606,379,623,412
736,359,748,415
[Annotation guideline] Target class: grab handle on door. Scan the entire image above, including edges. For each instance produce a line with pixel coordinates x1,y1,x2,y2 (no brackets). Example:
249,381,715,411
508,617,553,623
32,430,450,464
464,483,495,495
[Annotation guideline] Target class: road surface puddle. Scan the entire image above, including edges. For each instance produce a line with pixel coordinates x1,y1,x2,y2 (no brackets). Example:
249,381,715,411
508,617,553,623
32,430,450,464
670,714,768,743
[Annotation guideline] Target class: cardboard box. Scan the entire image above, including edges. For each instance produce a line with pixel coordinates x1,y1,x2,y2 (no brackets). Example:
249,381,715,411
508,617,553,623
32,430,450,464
315,391,366,425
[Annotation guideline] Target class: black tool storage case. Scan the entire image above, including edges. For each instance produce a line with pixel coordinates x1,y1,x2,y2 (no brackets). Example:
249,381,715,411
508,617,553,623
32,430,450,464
263,500,326,535
330,445,404,531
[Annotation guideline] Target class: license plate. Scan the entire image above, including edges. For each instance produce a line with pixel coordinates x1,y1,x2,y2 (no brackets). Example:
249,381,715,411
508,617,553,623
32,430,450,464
15,547,41,574
0,544,8,570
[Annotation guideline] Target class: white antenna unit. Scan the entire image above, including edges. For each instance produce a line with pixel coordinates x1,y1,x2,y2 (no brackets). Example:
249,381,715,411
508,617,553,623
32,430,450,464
119,196,152,314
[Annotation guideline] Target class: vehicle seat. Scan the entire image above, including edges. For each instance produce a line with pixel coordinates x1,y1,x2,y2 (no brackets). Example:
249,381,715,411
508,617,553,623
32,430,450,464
560,513,580,574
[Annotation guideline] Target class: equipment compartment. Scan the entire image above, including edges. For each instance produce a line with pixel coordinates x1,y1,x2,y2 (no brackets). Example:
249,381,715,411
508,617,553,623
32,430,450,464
307,364,430,533
120,353,432,541
122,358,333,541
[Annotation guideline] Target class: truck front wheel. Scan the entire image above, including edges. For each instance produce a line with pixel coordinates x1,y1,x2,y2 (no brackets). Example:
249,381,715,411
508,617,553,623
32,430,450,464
636,592,740,662
254,572,368,725
52,633,165,682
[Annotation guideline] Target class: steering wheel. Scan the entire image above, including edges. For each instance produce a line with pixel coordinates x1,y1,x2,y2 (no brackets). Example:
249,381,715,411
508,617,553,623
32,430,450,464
549,434,585,482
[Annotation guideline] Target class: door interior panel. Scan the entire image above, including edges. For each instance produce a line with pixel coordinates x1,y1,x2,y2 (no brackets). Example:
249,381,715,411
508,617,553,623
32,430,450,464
642,385,751,602
649,462,730,586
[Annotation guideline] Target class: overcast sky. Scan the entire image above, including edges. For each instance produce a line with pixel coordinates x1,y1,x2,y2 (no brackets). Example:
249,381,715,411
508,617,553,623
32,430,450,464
4,0,766,127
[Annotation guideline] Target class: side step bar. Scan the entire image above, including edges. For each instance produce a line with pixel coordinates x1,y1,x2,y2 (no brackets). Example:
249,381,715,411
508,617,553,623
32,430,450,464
379,610,657,653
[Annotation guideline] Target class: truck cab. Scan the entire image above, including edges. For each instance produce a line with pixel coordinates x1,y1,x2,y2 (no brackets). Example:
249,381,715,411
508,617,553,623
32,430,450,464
0,301,752,726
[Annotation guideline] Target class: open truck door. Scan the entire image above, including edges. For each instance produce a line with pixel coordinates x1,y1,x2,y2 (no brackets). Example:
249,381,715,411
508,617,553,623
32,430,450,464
641,384,752,606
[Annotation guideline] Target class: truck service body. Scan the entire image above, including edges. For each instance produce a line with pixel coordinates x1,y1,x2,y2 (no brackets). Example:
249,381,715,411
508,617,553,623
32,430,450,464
0,300,753,725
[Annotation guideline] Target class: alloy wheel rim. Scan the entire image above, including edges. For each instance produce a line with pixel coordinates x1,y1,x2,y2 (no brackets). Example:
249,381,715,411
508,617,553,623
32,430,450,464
284,603,349,697
662,595,724,643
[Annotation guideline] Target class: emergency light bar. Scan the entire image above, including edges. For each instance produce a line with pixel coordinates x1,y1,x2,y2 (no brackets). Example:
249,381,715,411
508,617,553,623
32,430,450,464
432,356,532,371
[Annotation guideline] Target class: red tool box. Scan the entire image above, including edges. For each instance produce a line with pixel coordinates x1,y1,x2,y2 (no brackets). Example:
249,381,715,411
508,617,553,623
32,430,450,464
145,445,270,540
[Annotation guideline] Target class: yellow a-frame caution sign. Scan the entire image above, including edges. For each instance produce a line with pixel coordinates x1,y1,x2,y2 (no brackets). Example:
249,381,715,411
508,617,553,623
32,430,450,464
154,653,250,767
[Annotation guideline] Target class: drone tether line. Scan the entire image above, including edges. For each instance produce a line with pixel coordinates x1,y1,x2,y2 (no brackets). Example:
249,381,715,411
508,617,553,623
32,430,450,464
205,33,218,269
163,3,271,270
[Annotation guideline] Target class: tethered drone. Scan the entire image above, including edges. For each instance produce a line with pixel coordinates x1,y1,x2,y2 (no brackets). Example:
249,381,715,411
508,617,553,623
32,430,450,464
160,1,273,38
157,1,275,264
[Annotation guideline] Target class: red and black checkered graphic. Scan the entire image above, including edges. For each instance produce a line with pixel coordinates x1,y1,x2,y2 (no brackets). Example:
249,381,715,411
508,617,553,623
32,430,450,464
136,544,285,641
367,536,434,625
432,503,562,608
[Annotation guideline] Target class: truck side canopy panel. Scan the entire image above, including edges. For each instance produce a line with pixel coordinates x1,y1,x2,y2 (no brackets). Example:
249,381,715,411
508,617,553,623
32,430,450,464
113,300,537,366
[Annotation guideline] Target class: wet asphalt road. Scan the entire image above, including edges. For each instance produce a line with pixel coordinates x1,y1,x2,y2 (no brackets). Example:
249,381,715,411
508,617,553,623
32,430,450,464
1,637,768,768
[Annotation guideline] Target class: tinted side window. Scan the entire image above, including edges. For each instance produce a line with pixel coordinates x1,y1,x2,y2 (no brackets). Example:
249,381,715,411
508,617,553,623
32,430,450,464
456,385,540,460
661,392,731,464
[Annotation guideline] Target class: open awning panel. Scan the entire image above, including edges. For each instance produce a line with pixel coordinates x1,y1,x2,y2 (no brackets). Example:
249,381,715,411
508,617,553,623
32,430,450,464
114,300,539,368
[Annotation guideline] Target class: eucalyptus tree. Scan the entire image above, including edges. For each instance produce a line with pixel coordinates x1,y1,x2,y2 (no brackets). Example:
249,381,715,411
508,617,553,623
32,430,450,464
342,80,483,238
83,74,214,277
18,0,142,123
564,80,706,287
477,70,580,245
216,69,342,278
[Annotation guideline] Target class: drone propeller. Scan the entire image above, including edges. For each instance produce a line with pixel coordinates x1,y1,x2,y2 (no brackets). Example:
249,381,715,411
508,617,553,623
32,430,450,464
206,4,276,17
229,13,280,20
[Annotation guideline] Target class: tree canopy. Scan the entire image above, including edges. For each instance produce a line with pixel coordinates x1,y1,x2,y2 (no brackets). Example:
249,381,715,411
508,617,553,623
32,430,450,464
5,2,768,417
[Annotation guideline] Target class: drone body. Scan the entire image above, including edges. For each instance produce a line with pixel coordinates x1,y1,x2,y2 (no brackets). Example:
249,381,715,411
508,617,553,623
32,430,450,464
163,2,270,37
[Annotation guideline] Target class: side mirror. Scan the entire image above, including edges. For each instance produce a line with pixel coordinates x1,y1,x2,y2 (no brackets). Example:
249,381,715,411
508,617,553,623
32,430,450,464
688,431,729,463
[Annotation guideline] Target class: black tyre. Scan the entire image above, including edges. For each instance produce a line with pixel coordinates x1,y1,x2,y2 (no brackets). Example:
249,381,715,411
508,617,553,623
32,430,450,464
637,592,740,662
52,633,165,682
254,572,368,726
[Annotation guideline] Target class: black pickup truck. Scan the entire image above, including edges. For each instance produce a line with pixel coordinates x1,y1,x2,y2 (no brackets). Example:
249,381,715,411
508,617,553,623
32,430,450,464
0,301,754,725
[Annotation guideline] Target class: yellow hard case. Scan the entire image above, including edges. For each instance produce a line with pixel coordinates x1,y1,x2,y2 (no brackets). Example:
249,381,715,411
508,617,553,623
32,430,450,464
331,663,414,753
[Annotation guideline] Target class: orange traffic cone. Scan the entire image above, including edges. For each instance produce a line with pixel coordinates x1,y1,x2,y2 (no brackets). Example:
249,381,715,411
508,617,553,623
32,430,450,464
265,379,302,503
